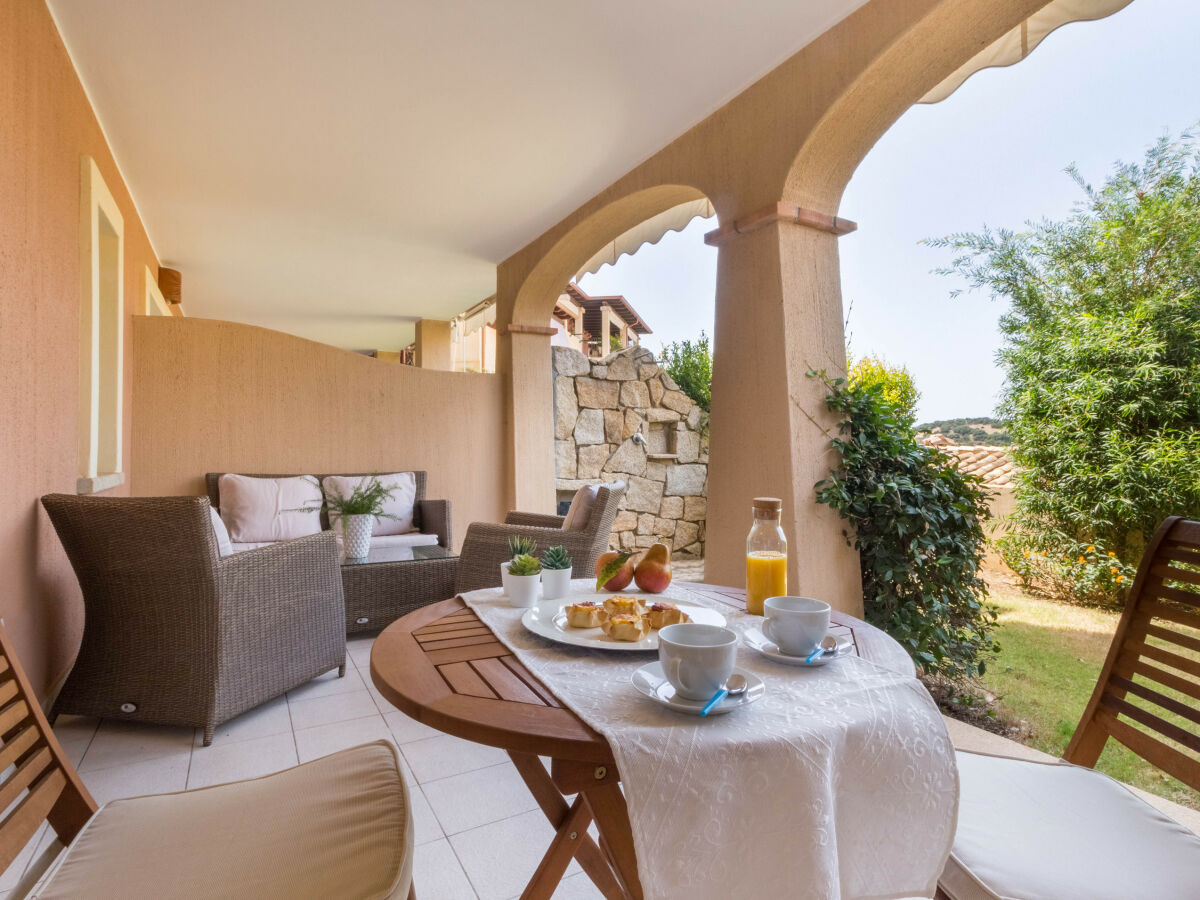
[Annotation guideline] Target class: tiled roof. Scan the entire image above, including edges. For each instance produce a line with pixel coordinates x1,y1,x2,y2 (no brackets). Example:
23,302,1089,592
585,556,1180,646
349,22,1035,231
565,283,653,336
920,437,1015,488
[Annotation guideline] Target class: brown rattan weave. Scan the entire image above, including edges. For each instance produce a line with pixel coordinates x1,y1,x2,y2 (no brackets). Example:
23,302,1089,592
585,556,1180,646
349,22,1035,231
41,494,346,746
454,483,626,593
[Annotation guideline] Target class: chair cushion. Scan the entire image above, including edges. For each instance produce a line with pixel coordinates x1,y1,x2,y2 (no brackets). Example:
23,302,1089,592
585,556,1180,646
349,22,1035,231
369,532,440,550
562,484,601,530
322,473,418,536
941,750,1200,900
207,506,234,557
33,741,413,900
217,474,323,543
228,540,279,554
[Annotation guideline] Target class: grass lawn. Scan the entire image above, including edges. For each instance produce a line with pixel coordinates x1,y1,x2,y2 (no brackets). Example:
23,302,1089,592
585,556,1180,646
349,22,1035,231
980,580,1200,811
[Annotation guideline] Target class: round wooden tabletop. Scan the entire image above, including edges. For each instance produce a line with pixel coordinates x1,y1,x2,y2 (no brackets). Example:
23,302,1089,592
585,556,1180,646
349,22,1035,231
370,582,913,766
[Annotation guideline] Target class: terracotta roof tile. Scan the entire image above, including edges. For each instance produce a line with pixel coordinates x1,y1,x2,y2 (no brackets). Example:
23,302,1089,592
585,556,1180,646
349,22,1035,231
919,438,1015,489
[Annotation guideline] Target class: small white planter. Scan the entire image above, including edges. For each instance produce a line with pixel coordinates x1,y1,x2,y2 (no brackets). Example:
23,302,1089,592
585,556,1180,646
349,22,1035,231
541,566,572,601
501,564,541,608
342,514,373,559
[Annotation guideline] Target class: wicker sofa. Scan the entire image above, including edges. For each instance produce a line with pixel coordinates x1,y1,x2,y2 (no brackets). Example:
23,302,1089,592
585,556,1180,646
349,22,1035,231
204,470,451,552
454,483,626,593
41,494,346,745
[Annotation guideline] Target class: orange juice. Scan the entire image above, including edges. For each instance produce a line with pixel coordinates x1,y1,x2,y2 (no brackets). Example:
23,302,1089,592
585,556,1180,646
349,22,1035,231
746,550,787,615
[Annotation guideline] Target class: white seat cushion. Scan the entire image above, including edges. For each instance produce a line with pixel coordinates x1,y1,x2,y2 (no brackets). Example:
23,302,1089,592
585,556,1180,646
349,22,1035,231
207,506,234,557
369,532,440,550
217,474,323,542
942,750,1200,900
562,484,600,530
32,741,413,900
322,473,418,536
228,540,279,554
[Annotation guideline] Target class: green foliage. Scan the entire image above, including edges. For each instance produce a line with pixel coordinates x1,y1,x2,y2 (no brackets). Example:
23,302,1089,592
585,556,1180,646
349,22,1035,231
812,372,998,678
321,476,398,518
507,535,538,558
541,545,572,570
659,332,712,413
848,354,921,427
609,334,623,352
918,417,1013,445
507,554,542,576
930,128,1200,604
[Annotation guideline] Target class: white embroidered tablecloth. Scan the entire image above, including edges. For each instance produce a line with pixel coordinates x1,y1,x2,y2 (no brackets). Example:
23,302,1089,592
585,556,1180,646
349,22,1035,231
462,580,957,900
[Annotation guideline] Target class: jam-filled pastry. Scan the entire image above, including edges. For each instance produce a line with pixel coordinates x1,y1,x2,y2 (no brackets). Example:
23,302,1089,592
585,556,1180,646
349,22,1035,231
600,613,650,642
603,596,646,618
565,601,605,628
646,602,691,629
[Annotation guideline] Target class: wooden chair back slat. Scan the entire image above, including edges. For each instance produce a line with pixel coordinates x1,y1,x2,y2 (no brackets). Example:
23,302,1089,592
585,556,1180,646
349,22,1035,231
1065,516,1200,792
0,627,97,873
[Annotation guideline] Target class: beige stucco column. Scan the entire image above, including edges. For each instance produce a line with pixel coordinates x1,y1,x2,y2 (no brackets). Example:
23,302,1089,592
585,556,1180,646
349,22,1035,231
414,319,453,370
705,214,862,616
505,329,557,512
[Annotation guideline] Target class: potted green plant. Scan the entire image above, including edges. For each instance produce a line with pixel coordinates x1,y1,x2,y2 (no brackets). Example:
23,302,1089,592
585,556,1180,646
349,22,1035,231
540,545,572,601
502,535,542,608
322,476,398,559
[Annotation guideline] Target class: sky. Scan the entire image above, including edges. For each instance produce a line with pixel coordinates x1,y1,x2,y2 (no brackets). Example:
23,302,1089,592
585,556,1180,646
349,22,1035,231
579,0,1200,422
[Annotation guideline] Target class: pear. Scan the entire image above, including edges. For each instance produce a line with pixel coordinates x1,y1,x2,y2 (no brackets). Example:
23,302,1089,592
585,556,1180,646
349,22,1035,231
634,542,673,593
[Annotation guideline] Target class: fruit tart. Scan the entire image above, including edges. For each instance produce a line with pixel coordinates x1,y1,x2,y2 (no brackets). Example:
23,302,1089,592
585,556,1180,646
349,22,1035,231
565,601,605,628
600,612,651,642
646,602,691,629
603,596,646,618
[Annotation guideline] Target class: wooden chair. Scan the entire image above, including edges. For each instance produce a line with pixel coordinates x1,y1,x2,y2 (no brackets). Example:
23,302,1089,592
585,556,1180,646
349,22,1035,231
0,625,415,899
939,516,1200,900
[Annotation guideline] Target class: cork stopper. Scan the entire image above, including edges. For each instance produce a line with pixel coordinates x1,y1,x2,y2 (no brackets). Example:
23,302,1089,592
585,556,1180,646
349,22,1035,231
752,497,782,518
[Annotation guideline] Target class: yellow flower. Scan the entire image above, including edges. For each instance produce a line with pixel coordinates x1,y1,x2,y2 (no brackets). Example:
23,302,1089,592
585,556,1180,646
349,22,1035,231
1116,575,1125,583
1086,545,1095,553
1110,567,1119,574
1077,556,1086,563
1108,551,1116,557
1023,550,1031,559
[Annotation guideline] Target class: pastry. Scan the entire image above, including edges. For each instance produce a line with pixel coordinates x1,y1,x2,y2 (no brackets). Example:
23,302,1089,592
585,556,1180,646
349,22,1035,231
646,602,691,629
565,601,605,628
603,596,646,618
601,613,651,642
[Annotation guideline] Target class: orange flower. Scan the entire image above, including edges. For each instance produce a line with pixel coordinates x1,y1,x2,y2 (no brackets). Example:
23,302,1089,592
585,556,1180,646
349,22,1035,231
1116,575,1125,583
1023,550,1031,559
1086,545,1095,553
1077,556,1086,563
1108,551,1116,557
1110,567,1119,574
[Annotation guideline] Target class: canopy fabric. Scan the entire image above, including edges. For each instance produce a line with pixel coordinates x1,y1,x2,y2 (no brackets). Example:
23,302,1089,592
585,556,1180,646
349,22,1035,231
575,198,716,280
920,0,1134,104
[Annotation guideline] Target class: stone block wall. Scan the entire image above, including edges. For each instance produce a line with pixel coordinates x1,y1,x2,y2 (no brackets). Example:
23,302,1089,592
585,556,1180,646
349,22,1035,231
554,345,708,559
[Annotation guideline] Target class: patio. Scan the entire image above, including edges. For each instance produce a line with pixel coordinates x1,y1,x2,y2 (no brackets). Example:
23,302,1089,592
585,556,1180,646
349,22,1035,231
5,0,1198,898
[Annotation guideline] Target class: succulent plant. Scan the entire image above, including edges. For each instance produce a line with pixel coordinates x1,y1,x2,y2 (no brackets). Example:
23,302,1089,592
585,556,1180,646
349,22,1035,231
507,535,538,558
540,545,572,571
507,553,542,577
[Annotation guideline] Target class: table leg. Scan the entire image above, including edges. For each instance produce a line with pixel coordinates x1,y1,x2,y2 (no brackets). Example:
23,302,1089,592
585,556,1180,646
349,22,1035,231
581,782,644,900
508,752,628,899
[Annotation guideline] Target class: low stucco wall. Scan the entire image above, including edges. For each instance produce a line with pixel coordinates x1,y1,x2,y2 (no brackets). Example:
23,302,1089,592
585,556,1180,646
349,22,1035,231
131,317,508,547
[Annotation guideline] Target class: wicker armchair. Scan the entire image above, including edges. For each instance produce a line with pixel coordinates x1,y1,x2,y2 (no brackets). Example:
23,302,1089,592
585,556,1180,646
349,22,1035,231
454,483,626,593
41,494,346,745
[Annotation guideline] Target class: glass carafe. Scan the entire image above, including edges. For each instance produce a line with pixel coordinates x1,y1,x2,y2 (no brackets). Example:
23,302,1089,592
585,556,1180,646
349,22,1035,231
746,497,787,615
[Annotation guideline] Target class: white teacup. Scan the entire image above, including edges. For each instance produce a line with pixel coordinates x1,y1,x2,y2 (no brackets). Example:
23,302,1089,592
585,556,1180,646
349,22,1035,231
762,596,831,657
658,623,738,701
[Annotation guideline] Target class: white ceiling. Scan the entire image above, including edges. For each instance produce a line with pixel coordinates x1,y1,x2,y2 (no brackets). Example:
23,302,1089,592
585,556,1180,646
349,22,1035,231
49,0,869,350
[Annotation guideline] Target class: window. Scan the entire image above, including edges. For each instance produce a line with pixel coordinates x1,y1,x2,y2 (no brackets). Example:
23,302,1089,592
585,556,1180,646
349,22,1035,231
77,157,125,494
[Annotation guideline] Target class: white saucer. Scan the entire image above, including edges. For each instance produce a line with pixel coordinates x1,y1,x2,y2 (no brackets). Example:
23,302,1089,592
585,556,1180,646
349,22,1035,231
744,629,853,667
631,662,765,715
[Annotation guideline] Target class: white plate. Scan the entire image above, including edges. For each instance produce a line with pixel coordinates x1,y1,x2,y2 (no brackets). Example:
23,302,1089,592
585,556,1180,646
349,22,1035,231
631,662,765,715
520,597,726,651
744,628,853,667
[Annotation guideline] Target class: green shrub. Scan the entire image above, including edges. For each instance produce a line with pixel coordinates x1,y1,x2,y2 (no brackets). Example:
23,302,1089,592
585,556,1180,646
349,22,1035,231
930,128,1200,604
659,332,712,413
813,372,998,678
848,354,920,427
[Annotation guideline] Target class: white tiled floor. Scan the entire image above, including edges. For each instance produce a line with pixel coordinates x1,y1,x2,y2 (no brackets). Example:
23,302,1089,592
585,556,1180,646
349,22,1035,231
0,633,603,900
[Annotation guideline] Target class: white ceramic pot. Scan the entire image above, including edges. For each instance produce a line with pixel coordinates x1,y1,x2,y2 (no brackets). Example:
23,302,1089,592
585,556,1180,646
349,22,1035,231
502,568,541,608
342,514,373,559
541,566,572,601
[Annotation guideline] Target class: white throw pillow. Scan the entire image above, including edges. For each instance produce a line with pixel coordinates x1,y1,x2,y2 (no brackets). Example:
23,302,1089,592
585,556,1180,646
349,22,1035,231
322,473,418,536
207,505,234,557
562,484,601,531
217,474,323,543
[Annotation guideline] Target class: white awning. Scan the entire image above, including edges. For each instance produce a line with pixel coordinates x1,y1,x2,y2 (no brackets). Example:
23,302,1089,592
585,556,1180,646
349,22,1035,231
575,198,716,280
921,0,1134,104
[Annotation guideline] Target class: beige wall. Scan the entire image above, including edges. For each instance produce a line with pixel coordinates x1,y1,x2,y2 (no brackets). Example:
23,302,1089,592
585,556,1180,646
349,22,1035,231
131,317,507,546
0,0,160,697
